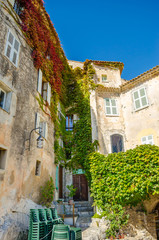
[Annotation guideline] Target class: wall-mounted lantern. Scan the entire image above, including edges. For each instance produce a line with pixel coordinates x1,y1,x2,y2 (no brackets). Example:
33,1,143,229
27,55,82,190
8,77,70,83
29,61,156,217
25,127,43,151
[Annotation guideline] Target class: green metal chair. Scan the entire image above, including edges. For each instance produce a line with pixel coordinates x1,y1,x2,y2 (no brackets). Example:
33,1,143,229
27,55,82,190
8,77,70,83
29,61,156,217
70,227,82,240
50,208,64,224
51,224,70,240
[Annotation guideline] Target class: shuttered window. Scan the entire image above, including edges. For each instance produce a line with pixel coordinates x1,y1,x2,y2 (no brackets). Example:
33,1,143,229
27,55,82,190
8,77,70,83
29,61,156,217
132,87,149,111
5,31,20,67
105,98,118,116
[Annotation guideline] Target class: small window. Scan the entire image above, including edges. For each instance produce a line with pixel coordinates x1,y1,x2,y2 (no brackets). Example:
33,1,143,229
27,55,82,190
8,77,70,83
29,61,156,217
5,30,20,67
35,161,41,176
66,115,73,131
0,87,12,113
132,87,148,111
102,75,107,82
105,98,118,116
0,88,6,109
111,134,124,153
141,135,154,145
13,0,22,15
0,149,7,170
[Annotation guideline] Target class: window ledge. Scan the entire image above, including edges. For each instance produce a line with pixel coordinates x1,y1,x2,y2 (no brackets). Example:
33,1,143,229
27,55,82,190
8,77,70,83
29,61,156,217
0,107,9,114
0,169,5,174
134,104,149,112
3,55,18,69
106,114,119,117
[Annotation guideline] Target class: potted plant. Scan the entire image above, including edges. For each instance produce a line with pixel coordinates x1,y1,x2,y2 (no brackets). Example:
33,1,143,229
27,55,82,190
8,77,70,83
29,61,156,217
66,184,77,204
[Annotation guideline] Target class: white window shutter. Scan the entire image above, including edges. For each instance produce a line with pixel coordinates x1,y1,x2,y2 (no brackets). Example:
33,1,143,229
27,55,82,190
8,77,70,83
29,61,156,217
4,92,12,112
37,69,42,94
44,122,48,140
47,83,51,105
43,82,47,101
35,112,40,129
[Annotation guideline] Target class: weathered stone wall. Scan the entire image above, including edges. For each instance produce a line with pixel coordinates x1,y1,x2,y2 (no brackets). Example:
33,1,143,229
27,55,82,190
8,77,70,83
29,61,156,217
0,2,56,218
121,76,159,150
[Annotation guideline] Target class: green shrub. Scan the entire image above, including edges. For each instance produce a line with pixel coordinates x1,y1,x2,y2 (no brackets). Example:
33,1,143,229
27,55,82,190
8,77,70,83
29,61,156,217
89,144,159,237
39,177,55,207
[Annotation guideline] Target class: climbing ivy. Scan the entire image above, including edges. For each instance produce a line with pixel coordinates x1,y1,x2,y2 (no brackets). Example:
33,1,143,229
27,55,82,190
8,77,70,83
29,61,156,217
89,144,159,237
55,60,98,173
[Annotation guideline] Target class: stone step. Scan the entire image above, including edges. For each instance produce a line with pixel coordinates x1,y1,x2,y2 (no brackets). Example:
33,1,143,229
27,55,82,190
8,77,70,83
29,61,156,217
74,202,92,208
76,206,93,212
78,211,94,217
75,216,92,228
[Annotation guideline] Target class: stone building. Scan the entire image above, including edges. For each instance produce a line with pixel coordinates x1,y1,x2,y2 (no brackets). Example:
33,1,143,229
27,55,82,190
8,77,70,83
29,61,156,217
0,0,60,219
67,60,159,239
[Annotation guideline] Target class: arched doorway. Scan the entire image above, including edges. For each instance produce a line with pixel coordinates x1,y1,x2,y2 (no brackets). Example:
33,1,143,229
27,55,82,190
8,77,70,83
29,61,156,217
111,134,124,153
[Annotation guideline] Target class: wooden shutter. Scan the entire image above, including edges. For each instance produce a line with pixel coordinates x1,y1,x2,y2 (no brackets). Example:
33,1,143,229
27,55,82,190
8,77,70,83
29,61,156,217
5,32,14,59
35,112,40,130
4,92,12,112
47,83,51,105
37,69,42,94
43,122,48,139
5,31,20,66
43,82,47,101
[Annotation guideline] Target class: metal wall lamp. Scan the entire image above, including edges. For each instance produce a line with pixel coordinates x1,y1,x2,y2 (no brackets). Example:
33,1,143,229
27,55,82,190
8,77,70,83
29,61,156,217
25,127,44,151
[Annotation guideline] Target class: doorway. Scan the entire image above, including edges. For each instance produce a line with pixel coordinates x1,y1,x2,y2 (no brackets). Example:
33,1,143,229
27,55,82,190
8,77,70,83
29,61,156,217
73,174,88,201
59,166,63,198
155,203,159,240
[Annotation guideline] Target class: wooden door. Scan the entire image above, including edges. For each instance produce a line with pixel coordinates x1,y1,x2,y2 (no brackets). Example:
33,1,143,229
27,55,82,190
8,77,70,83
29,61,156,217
73,174,88,201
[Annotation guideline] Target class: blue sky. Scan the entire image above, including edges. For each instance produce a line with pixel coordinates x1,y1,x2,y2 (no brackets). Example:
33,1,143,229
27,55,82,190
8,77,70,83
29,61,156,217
44,0,159,80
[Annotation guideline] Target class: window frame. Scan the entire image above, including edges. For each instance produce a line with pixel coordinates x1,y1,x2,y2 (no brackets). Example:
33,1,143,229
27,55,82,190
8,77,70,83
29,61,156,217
35,160,41,176
66,115,73,131
0,88,6,109
141,135,154,145
5,30,20,67
132,87,149,111
105,98,118,116
111,134,124,153
102,74,108,83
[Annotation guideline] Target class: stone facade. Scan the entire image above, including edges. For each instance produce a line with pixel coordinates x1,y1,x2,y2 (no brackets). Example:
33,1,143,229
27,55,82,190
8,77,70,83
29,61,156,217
0,0,57,219
68,60,159,239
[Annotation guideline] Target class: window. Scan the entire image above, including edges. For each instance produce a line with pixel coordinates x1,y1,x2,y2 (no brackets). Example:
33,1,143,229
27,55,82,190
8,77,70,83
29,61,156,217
66,115,73,131
132,87,148,111
37,70,51,105
0,88,6,109
102,75,108,82
13,0,22,15
111,134,124,153
0,149,7,170
35,161,41,176
105,98,118,116
5,31,20,66
35,113,48,139
0,85,12,112
141,135,154,145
